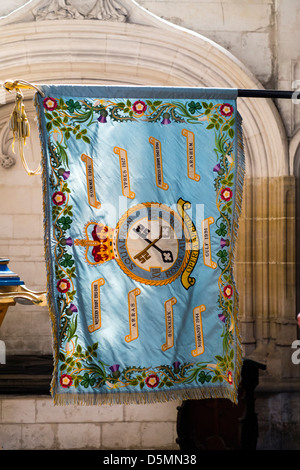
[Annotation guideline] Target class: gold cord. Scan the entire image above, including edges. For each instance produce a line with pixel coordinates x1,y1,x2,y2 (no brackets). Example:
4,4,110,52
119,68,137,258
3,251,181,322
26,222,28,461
2,79,45,176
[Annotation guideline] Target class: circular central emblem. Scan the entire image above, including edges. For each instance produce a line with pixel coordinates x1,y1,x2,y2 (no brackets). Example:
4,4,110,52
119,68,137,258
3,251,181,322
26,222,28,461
113,203,190,286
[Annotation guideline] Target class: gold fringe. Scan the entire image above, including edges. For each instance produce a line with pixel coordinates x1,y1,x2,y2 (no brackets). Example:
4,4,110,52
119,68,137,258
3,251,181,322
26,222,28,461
53,383,238,406
34,92,59,400
228,111,246,404
3,79,44,176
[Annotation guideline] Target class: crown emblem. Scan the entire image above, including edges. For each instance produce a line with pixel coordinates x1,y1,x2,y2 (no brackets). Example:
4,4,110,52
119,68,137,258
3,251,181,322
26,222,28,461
74,222,115,265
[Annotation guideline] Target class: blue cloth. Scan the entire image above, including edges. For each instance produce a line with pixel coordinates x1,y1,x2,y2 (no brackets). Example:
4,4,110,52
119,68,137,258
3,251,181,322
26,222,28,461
36,85,244,404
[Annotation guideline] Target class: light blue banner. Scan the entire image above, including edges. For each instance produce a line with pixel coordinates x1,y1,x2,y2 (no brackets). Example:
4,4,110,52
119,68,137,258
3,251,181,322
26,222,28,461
36,85,244,404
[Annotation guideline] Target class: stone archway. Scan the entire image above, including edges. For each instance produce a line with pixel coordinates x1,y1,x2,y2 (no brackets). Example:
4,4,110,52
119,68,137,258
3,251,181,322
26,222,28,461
0,0,295,379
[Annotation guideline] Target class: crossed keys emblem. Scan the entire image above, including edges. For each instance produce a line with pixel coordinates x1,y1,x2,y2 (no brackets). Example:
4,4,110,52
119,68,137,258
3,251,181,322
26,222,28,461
133,223,173,264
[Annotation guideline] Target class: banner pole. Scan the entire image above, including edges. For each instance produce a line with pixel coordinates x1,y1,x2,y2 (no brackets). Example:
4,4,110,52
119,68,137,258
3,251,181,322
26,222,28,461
237,89,297,99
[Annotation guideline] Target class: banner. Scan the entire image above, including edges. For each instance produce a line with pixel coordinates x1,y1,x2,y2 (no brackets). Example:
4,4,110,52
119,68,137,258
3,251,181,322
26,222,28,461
36,86,245,404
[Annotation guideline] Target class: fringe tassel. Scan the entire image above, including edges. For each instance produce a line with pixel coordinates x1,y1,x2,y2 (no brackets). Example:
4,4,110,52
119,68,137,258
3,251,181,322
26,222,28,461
53,383,238,407
3,79,44,176
229,110,246,402
34,92,59,401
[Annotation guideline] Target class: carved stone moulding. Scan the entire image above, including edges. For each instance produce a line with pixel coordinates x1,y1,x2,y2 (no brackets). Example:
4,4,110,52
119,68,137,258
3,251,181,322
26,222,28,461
0,0,129,23
0,122,16,169
33,0,129,22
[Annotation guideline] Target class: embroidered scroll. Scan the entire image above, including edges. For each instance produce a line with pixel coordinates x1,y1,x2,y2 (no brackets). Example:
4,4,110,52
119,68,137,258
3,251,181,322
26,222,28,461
36,86,245,404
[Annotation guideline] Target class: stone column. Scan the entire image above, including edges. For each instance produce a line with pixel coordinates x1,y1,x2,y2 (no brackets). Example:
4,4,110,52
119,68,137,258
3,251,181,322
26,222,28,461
236,174,297,379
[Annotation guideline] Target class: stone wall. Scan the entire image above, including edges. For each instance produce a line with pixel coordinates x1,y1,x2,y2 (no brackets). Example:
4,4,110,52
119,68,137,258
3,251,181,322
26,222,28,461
139,0,276,87
0,397,179,450
139,0,300,138
256,391,300,450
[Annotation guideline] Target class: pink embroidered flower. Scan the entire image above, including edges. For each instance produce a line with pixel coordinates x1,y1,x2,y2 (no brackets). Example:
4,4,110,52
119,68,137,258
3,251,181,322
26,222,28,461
52,191,66,206
220,103,233,117
132,100,147,114
60,374,72,388
223,284,233,299
220,187,232,201
43,97,58,111
57,279,71,293
145,374,159,388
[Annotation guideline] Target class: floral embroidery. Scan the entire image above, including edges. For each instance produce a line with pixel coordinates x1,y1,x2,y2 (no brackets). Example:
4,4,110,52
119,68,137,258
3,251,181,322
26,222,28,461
57,279,71,293
109,364,121,378
66,99,81,113
223,285,233,299
132,100,147,114
221,187,233,201
145,374,160,388
52,191,66,206
227,371,233,384
43,97,58,111
60,374,73,388
220,103,234,117
188,100,202,114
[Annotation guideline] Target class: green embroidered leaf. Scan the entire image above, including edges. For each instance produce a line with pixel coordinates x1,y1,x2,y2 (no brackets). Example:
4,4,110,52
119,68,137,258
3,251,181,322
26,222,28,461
57,216,72,230
66,99,81,113
216,222,227,237
59,352,66,362
188,101,202,114
216,249,228,264
60,253,74,268
228,128,234,138
130,380,138,386
165,381,174,387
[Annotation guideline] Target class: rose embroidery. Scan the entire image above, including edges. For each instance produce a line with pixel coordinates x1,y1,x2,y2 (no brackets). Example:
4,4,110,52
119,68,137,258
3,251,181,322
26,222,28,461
52,191,66,206
220,103,233,117
145,374,159,388
60,374,72,388
57,278,71,293
132,100,147,114
43,97,58,111
220,187,232,201
227,371,233,384
223,284,233,299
